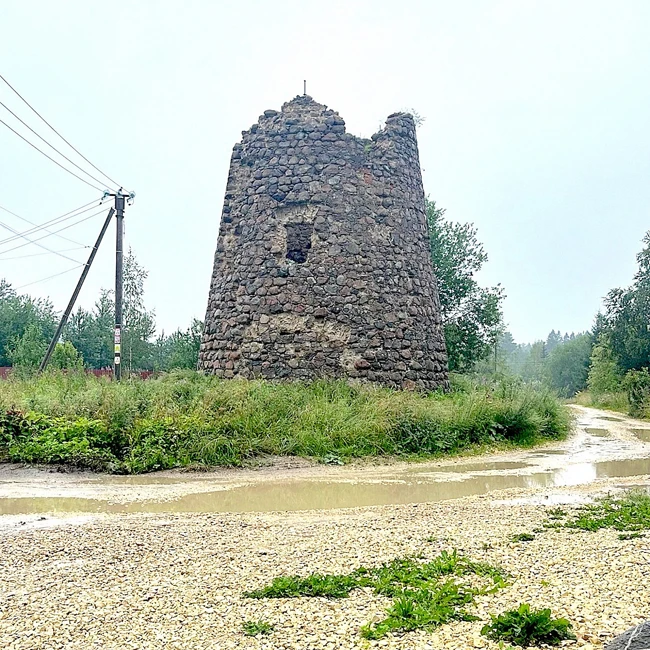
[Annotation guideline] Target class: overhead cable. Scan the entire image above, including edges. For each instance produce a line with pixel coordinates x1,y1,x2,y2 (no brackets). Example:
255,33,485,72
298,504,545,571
0,207,108,256
0,99,117,191
14,264,85,290
0,199,100,247
0,116,105,192
0,218,84,264
0,73,122,189
0,200,106,245
0,246,88,261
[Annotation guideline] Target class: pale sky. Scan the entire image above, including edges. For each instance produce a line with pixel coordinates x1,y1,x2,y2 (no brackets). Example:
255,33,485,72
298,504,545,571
1,0,649,344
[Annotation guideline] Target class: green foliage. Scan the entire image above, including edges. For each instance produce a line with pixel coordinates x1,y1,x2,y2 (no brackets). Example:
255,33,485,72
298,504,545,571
153,319,203,371
3,248,203,372
425,199,504,371
245,550,507,640
587,340,624,395
599,231,650,373
0,372,570,473
618,532,644,540
0,410,120,471
544,333,592,397
245,573,360,599
562,490,650,533
50,341,84,370
360,580,478,639
623,368,650,417
481,604,575,647
242,620,274,636
65,290,115,369
6,322,48,370
121,248,156,372
0,280,56,367
573,390,629,413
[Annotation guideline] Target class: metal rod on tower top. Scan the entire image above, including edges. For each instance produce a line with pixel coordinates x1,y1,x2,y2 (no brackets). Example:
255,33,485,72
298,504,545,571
114,193,125,380
39,207,116,373
304,80,306,96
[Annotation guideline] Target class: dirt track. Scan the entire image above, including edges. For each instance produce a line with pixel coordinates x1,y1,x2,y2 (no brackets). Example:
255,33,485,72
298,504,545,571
0,406,648,649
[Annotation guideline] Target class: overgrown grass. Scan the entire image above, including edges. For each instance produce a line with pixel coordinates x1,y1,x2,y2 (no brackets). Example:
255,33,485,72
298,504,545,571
244,550,508,639
0,370,571,474
573,390,631,415
481,604,575,647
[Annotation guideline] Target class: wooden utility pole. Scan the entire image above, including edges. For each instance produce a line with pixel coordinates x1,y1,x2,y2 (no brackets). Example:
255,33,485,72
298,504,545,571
39,206,116,372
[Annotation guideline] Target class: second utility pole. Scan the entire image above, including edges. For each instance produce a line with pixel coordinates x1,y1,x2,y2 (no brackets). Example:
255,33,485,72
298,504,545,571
114,193,125,380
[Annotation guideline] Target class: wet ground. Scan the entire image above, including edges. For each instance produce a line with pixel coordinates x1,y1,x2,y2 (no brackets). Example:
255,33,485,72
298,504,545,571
0,405,648,519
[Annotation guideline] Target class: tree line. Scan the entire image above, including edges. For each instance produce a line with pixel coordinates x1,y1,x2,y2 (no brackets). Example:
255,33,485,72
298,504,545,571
0,249,202,372
492,231,650,415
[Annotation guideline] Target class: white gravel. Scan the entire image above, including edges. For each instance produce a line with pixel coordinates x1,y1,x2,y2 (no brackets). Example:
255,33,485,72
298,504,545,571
0,477,649,649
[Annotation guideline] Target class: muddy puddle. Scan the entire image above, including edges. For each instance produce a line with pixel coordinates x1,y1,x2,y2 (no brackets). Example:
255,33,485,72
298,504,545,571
0,406,648,517
631,429,650,442
585,428,609,437
1,456,649,516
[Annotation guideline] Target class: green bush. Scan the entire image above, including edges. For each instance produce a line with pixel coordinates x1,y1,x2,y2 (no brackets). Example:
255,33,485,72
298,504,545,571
481,603,575,647
624,368,650,417
0,371,571,473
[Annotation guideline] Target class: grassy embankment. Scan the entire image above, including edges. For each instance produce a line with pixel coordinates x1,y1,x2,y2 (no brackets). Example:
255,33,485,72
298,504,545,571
0,371,571,474
573,390,630,415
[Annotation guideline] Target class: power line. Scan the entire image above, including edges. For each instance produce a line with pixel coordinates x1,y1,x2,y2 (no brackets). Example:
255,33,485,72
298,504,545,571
0,207,108,256
0,73,122,189
0,217,84,264
0,245,88,261
0,200,106,245
0,199,99,247
14,264,85,290
0,116,105,192
0,99,118,191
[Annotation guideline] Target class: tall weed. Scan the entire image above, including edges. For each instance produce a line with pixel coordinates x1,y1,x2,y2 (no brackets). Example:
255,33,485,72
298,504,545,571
0,371,570,473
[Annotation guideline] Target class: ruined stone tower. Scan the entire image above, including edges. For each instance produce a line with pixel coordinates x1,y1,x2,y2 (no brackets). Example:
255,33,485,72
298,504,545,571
198,95,449,391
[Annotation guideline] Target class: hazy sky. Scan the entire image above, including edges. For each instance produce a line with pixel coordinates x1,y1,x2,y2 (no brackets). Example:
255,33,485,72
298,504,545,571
1,0,649,344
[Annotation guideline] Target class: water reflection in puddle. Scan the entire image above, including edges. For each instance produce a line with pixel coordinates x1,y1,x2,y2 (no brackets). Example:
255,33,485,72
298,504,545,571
0,457,648,516
631,429,650,442
409,461,529,474
585,428,609,437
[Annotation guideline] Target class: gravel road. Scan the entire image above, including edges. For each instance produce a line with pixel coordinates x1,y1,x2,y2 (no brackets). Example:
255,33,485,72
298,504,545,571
0,406,648,650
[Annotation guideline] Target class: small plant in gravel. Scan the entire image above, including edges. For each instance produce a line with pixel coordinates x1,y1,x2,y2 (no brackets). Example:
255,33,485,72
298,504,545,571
360,580,478,639
244,573,360,599
618,531,645,540
561,490,650,533
547,507,567,520
242,620,274,636
510,532,535,542
244,550,508,639
481,603,576,647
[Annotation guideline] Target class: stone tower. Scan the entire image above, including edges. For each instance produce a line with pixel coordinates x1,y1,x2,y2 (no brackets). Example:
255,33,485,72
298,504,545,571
198,95,449,391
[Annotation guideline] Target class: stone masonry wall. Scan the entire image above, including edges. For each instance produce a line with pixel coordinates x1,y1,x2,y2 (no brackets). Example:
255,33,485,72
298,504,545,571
198,95,449,391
